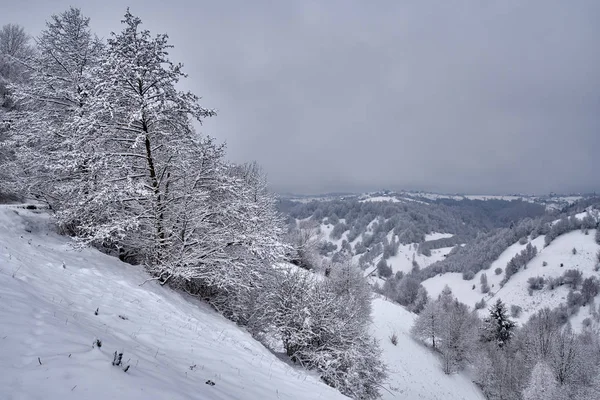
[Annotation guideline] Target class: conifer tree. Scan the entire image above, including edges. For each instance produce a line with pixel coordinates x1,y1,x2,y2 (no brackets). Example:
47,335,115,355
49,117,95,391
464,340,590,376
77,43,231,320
483,299,516,347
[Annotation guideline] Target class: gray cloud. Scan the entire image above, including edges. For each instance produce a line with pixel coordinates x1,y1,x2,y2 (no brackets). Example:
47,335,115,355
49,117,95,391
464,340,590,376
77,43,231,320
3,0,599,194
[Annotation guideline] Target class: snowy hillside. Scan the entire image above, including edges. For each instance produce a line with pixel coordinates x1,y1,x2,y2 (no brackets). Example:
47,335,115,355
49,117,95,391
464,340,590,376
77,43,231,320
371,297,485,400
423,228,600,328
492,230,600,324
0,206,347,400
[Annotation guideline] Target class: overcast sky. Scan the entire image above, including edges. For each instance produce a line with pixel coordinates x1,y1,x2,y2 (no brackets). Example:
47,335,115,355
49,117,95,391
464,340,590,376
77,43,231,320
3,0,599,195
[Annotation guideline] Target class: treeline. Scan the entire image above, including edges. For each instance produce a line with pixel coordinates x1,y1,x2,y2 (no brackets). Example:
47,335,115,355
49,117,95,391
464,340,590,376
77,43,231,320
418,218,542,280
411,289,600,399
0,9,385,398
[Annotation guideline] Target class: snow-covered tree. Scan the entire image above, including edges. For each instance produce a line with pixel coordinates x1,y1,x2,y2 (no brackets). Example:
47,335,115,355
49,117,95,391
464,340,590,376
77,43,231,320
483,299,517,347
0,23,34,110
8,7,103,212
267,260,385,399
285,219,322,270
550,324,580,386
411,300,443,349
522,362,557,400
481,272,490,293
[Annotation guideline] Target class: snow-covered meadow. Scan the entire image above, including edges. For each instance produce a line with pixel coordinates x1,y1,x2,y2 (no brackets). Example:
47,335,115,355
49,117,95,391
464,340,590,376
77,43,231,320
0,206,347,400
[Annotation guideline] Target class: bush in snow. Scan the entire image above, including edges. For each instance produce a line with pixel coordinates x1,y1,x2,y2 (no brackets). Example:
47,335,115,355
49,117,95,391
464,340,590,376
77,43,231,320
542,261,547,267
582,276,600,305
494,267,502,275
376,258,392,278
389,332,398,346
480,273,490,294
286,220,323,270
566,290,584,312
462,270,475,281
475,299,486,310
547,276,564,290
527,276,545,291
572,247,577,255
562,269,583,289
318,241,337,256
518,236,528,245
267,261,386,399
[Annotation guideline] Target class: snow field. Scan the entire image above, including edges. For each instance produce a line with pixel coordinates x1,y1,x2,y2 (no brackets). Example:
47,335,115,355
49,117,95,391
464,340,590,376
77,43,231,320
0,207,347,400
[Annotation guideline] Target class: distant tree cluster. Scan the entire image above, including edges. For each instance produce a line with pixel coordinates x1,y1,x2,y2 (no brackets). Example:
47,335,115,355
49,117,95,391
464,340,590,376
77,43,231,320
545,213,598,247
420,218,540,281
501,243,538,286
380,273,428,313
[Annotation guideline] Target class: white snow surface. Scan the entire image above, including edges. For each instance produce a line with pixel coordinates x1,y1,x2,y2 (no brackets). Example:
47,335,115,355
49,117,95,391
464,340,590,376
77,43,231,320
424,232,454,241
386,245,452,275
371,296,485,400
0,206,347,400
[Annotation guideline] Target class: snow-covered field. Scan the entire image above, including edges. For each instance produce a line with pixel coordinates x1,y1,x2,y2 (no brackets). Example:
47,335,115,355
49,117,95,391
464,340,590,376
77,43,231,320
422,229,600,328
424,232,454,241
492,230,600,324
0,206,347,400
371,297,485,400
385,245,452,275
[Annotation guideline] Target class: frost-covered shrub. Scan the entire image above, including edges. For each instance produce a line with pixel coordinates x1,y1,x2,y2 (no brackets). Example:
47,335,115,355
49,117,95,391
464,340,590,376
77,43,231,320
582,277,600,304
318,241,337,256
463,270,475,281
527,276,545,291
566,290,584,314
475,299,486,310
494,267,503,275
377,259,393,278
563,269,583,289
480,273,490,293
518,237,528,245
547,276,563,290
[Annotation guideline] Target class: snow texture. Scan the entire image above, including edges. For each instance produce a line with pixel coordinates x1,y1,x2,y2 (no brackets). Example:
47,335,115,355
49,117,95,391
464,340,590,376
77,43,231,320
0,206,347,400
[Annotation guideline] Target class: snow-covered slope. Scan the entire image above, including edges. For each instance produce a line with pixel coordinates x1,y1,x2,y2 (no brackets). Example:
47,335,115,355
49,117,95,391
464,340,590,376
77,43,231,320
422,229,600,328
371,297,485,400
492,230,599,324
0,206,347,400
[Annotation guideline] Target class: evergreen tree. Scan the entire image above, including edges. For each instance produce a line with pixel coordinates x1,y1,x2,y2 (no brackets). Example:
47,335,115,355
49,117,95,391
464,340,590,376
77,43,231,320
483,299,516,347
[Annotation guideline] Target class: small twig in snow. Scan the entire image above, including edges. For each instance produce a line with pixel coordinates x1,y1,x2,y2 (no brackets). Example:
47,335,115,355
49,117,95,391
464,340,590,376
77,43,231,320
139,276,162,286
